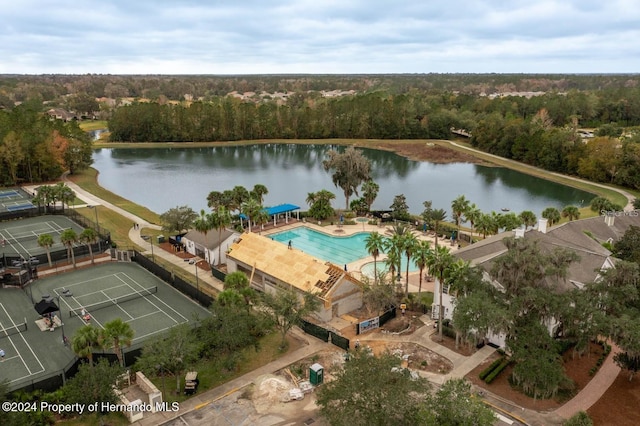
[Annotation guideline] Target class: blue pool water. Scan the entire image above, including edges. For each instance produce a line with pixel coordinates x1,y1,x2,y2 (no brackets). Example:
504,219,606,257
270,226,419,272
271,227,370,265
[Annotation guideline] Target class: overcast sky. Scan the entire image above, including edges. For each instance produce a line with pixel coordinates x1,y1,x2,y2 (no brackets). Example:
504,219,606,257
2,0,639,74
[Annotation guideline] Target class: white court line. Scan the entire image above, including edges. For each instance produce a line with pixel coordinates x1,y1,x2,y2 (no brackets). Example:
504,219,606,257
120,272,190,323
114,274,181,325
99,289,134,320
0,303,45,380
46,221,67,234
54,273,140,290
2,228,30,255
56,289,106,330
0,320,29,375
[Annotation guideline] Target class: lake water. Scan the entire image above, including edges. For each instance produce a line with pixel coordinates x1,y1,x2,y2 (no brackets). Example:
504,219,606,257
91,144,594,216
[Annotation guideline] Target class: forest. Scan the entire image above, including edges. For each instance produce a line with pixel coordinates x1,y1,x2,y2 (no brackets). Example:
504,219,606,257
106,87,640,190
0,105,93,185
1,74,640,189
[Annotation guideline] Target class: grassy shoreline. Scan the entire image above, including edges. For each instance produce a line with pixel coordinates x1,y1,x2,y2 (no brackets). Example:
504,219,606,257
93,138,633,209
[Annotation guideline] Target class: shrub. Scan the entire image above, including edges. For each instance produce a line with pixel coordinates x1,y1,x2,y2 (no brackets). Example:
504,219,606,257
479,358,504,380
485,359,511,384
442,324,457,339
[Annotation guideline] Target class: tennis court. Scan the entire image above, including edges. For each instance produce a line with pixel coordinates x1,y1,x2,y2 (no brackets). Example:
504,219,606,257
0,188,35,213
56,271,191,343
0,215,85,257
0,290,47,389
0,262,210,392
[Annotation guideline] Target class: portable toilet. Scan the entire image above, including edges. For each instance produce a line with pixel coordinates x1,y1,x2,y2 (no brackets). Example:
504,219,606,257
309,363,324,385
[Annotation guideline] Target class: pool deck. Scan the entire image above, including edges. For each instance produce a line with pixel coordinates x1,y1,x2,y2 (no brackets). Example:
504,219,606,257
262,218,460,293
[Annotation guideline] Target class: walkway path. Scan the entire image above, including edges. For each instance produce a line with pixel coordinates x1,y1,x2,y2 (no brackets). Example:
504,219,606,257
554,343,621,420
446,140,636,211
57,177,225,294
136,329,328,426
42,177,625,425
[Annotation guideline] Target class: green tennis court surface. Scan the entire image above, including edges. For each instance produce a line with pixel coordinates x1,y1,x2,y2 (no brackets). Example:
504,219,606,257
0,262,210,392
0,215,85,257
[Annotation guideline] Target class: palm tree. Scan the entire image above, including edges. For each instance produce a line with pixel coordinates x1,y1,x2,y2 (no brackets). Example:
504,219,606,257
384,249,401,291
242,198,262,232
542,207,561,226
71,324,103,367
464,203,482,242
402,232,419,296
102,318,134,367
306,192,317,207
36,185,55,213
561,205,581,221
385,222,410,279
365,232,385,284
60,228,78,268
427,246,455,340
37,233,55,267
56,183,76,212
426,245,455,341
430,209,447,248
207,190,225,210
250,184,269,204
253,207,270,232
413,240,432,298
361,180,380,212
193,210,214,262
210,206,232,266
451,195,470,242
519,210,537,229
79,228,99,264
232,185,250,214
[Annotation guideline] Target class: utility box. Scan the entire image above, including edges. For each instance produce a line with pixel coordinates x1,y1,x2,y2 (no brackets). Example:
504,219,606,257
309,363,324,385
157,235,165,244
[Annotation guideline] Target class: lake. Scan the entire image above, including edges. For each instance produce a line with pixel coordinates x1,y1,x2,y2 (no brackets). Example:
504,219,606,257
91,144,594,216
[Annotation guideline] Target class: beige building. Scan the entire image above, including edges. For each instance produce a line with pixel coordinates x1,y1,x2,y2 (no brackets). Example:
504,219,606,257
226,232,363,322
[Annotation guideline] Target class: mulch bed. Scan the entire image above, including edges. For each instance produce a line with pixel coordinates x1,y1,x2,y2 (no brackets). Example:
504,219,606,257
465,342,606,412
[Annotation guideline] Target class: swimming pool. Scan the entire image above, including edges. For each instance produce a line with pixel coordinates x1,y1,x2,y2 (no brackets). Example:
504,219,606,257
270,226,421,272
270,227,370,265
361,260,419,278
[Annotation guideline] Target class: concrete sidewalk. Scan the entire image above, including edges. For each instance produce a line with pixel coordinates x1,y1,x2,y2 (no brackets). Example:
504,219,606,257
59,178,225,295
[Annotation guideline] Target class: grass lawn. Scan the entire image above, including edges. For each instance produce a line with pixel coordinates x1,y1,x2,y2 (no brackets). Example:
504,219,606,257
148,331,303,404
78,120,108,131
68,168,161,225
445,139,632,208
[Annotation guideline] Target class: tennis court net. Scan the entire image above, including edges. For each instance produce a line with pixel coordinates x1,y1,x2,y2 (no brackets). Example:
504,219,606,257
0,321,28,339
69,286,158,318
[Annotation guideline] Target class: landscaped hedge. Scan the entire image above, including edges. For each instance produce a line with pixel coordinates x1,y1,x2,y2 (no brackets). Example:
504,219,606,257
589,340,612,376
441,324,457,340
479,358,504,381
485,359,511,384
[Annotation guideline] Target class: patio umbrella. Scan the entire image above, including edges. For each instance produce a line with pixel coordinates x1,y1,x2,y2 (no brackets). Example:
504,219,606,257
34,299,59,316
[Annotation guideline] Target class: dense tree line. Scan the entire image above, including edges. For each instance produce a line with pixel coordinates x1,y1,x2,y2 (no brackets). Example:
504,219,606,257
2,74,640,105
108,88,640,142
0,105,93,185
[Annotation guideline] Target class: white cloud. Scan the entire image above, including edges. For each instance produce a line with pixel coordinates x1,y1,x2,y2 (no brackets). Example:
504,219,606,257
1,0,639,74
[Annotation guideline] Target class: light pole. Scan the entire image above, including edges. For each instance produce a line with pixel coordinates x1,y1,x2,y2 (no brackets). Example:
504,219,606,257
87,205,100,234
149,236,154,262
194,261,200,295
48,290,72,345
